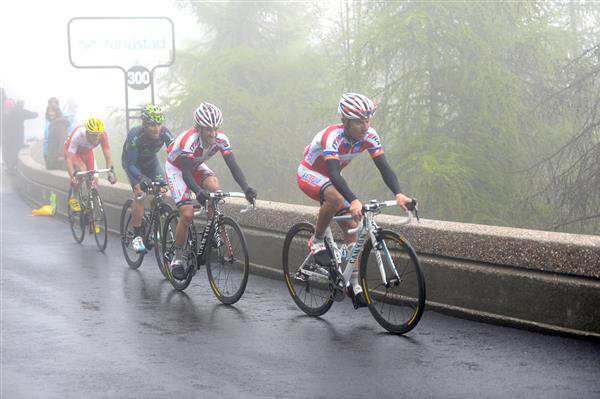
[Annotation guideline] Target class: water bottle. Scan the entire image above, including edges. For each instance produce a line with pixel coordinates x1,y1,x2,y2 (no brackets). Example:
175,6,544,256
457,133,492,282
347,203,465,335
339,244,348,264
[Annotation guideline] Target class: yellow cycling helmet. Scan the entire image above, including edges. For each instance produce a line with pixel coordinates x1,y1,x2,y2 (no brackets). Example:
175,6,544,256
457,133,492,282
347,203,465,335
85,116,105,134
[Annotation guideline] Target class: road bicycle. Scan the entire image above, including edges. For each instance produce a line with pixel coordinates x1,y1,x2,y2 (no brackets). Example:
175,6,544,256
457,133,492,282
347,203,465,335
161,191,254,305
120,181,172,276
282,199,425,334
66,169,111,252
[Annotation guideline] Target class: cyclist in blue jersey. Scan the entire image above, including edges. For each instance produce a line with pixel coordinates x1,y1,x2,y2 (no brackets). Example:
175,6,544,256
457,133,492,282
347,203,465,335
121,104,174,253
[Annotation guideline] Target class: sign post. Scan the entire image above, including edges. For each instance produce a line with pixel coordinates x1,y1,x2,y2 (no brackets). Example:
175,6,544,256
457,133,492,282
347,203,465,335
67,17,175,133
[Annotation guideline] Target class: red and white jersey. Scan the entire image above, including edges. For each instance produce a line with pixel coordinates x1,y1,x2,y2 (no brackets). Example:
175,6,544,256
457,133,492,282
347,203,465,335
166,128,233,170
301,124,384,176
64,125,110,155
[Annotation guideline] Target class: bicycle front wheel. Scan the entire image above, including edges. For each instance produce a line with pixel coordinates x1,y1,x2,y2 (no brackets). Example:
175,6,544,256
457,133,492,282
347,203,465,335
153,203,172,278
206,216,249,305
67,186,85,243
162,210,195,291
359,230,425,334
282,222,334,317
91,189,108,252
120,199,144,269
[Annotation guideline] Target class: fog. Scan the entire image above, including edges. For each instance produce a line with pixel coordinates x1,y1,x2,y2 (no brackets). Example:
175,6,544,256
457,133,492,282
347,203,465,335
2,1,599,234
0,0,196,139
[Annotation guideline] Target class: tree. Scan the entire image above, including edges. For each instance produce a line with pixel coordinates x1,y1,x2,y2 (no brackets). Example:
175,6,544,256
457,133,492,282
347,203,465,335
525,42,600,234
165,1,335,202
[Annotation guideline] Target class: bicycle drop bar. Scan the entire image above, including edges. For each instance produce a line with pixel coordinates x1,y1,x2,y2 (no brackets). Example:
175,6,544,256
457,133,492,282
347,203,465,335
332,199,414,233
74,169,112,177
136,181,169,200
191,191,255,214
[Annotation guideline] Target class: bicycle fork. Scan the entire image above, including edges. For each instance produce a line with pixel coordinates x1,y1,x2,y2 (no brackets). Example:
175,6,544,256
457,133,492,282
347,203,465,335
368,228,402,289
86,197,95,233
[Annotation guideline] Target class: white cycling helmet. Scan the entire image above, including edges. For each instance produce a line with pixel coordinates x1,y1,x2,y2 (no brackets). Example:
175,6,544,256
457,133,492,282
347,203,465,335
338,92,377,119
194,102,223,129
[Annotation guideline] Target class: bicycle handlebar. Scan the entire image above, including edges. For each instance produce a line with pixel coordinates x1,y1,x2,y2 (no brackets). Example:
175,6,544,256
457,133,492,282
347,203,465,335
209,191,245,199
332,198,418,226
74,168,112,177
192,191,257,214
136,181,169,200
217,192,256,212
240,200,256,213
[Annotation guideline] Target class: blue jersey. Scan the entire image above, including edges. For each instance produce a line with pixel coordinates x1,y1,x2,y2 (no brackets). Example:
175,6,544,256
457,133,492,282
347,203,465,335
121,126,173,181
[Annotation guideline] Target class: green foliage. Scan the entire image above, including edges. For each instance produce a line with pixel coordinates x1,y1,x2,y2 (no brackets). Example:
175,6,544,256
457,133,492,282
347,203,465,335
151,0,600,234
163,2,335,202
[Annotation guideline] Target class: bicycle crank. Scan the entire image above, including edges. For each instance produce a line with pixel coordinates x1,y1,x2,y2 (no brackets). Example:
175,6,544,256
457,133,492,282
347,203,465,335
329,267,346,302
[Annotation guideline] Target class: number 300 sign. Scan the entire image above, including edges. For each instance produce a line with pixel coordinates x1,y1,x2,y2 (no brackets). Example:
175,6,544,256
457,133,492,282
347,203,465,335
127,66,151,90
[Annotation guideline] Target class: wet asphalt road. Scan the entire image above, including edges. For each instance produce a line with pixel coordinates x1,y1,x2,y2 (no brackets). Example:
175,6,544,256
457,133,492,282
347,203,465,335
1,171,599,399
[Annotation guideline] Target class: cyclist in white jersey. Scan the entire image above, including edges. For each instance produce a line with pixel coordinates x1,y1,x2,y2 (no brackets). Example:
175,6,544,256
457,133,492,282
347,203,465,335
297,93,414,306
165,102,257,279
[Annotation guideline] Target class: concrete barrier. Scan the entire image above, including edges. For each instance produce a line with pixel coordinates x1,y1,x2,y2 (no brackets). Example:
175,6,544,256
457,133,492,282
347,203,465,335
16,143,600,338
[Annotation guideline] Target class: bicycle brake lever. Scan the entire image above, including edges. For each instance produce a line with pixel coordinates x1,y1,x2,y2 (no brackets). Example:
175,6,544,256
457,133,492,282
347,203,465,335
240,201,255,213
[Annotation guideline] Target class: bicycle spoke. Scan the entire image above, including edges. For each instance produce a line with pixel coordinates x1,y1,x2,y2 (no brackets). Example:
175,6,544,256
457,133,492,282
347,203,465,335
206,217,249,304
282,223,334,317
120,199,144,268
361,231,425,334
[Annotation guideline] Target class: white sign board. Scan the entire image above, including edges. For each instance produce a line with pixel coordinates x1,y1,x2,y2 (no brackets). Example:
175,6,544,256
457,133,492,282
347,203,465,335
68,17,174,69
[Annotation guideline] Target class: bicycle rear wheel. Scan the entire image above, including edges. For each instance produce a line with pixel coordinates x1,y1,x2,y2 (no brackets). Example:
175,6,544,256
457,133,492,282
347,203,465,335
359,230,425,334
120,199,145,269
67,186,85,243
90,189,108,252
206,216,249,305
282,222,334,317
153,203,172,278
162,210,195,291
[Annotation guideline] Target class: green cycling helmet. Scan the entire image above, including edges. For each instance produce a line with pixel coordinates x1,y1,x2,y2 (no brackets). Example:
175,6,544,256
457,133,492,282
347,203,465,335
141,104,164,124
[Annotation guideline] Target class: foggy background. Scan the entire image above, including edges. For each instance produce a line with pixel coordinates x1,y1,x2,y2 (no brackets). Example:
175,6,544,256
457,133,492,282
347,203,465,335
2,1,599,235
0,0,196,136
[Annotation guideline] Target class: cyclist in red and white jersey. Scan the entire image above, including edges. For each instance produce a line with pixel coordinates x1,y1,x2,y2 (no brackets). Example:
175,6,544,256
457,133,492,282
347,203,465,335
166,102,257,279
64,115,117,187
297,93,414,306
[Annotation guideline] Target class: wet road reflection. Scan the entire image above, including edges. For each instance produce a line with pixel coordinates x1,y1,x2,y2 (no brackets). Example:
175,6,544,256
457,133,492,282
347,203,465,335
2,173,599,399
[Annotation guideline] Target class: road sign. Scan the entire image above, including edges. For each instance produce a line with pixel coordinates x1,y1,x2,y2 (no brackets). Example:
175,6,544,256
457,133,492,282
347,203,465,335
127,66,151,90
67,17,175,133
68,17,174,69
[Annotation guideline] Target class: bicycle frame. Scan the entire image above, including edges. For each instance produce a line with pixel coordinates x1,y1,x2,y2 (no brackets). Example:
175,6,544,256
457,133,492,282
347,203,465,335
74,169,111,219
189,191,253,269
297,200,413,290
137,183,168,243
